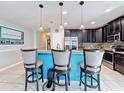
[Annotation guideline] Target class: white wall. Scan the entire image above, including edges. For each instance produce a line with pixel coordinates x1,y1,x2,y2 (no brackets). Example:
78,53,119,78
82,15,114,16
0,19,35,69
51,27,64,50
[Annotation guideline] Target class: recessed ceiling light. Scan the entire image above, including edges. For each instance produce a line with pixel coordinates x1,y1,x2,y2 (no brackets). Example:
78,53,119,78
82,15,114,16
62,10,68,15
64,22,68,26
105,9,112,13
91,21,95,24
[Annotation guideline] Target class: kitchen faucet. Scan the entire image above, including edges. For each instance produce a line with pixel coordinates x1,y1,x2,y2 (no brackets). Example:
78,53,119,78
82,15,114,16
56,43,60,49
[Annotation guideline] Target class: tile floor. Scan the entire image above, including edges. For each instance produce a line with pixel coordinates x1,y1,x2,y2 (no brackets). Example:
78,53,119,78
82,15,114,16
0,63,124,91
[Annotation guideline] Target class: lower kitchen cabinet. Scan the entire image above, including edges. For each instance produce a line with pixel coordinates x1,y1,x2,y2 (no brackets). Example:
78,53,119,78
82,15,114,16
114,53,124,74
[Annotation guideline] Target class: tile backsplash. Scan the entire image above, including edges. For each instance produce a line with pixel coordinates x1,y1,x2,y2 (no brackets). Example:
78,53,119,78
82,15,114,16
80,41,124,49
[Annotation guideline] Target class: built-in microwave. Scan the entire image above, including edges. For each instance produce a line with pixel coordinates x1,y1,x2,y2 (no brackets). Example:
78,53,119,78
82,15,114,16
107,33,120,42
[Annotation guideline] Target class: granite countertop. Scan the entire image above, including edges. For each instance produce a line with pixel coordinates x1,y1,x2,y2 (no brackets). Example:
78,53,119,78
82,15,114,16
38,49,124,55
38,50,83,54
103,48,124,54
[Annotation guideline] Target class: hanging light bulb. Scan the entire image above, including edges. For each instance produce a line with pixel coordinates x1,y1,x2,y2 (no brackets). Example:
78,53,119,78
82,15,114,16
59,24,64,29
59,2,64,29
39,4,44,31
39,25,43,31
80,24,85,30
79,1,84,30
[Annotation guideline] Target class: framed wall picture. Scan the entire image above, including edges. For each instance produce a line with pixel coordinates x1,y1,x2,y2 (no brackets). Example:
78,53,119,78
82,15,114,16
0,26,24,45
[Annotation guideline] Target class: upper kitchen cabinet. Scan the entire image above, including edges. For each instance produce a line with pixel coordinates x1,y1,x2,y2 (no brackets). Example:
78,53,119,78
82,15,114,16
106,24,111,36
87,29,92,42
102,26,107,42
82,30,87,43
76,30,83,44
107,18,121,36
96,28,103,42
92,29,96,42
64,29,83,44
65,29,71,37
113,18,121,34
121,17,124,41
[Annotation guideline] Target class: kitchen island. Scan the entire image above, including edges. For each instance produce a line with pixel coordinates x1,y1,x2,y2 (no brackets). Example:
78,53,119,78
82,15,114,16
38,50,84,81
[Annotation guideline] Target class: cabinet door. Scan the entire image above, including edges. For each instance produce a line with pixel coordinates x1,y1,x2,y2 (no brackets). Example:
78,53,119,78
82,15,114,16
106,24,111,35
77,30,83,44
103,26,107,42
92,30,96,42
64,30,70,37
70,30,77,37
82,30,87,42
96,28,103,42
114,19,121,34
109,22,114,34
121,17,124,41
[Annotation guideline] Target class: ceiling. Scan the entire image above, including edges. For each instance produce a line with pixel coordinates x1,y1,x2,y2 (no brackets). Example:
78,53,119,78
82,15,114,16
0,1,124,31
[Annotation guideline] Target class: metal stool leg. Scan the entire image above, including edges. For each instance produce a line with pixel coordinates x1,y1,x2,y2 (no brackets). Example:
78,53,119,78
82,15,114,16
57,75,60,83
65,73,68,91
97,74,101,91
53,72,55,91
36,69,39,91
25,69,28,91
67,72,70,85
41,65,44,82
91,75,93,86
79,68,82,86
84,73,87,91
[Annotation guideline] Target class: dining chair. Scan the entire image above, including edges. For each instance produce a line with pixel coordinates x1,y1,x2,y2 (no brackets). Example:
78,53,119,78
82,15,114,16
79,49,104,91
51,49,71,91
21,49,43,91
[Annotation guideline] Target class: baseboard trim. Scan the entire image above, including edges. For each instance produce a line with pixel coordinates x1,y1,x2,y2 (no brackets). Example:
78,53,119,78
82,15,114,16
0,61,23,72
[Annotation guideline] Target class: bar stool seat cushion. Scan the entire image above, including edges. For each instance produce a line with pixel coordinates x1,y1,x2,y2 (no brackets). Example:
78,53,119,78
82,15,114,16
55,66,68,71
80,63,100,73
24,61,43,68
55,65,71,71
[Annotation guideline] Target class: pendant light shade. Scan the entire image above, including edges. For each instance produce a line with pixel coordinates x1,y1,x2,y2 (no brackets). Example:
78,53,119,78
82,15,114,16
79,1,84,30
39,4,44,31
59,2,64,29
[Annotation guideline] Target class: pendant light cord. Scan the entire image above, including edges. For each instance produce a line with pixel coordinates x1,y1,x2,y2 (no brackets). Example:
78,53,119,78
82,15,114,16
40,7,42,26
39,4,43,27
59,2,63,26
81,5,83,25
61,5,62,25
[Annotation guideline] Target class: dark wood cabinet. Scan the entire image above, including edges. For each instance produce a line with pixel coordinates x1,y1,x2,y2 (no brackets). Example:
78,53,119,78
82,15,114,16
82,30,87,42
96,28,103,42
106,24,111,35
70,30,77,37
64,16,124,43
103,26,107,42
64,29,83,44
87,30,92,42
85,29,96,42
114,53,124,74
121,17,124,41
77,31,83,44
65,30,70,37
114,19,121,34
92,29,96,42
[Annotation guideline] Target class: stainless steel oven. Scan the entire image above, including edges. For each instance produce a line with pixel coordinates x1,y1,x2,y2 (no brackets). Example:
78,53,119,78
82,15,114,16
103,51,114,69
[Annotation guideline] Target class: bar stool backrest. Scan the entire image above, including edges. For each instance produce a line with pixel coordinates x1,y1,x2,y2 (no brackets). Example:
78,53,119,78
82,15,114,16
21,49,37,65
84,49,104,71
52,49,71,69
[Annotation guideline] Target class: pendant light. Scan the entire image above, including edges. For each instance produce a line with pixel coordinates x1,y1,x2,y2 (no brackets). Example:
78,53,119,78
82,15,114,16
39,4,44,31
79,1,84,30
59,2,64,29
